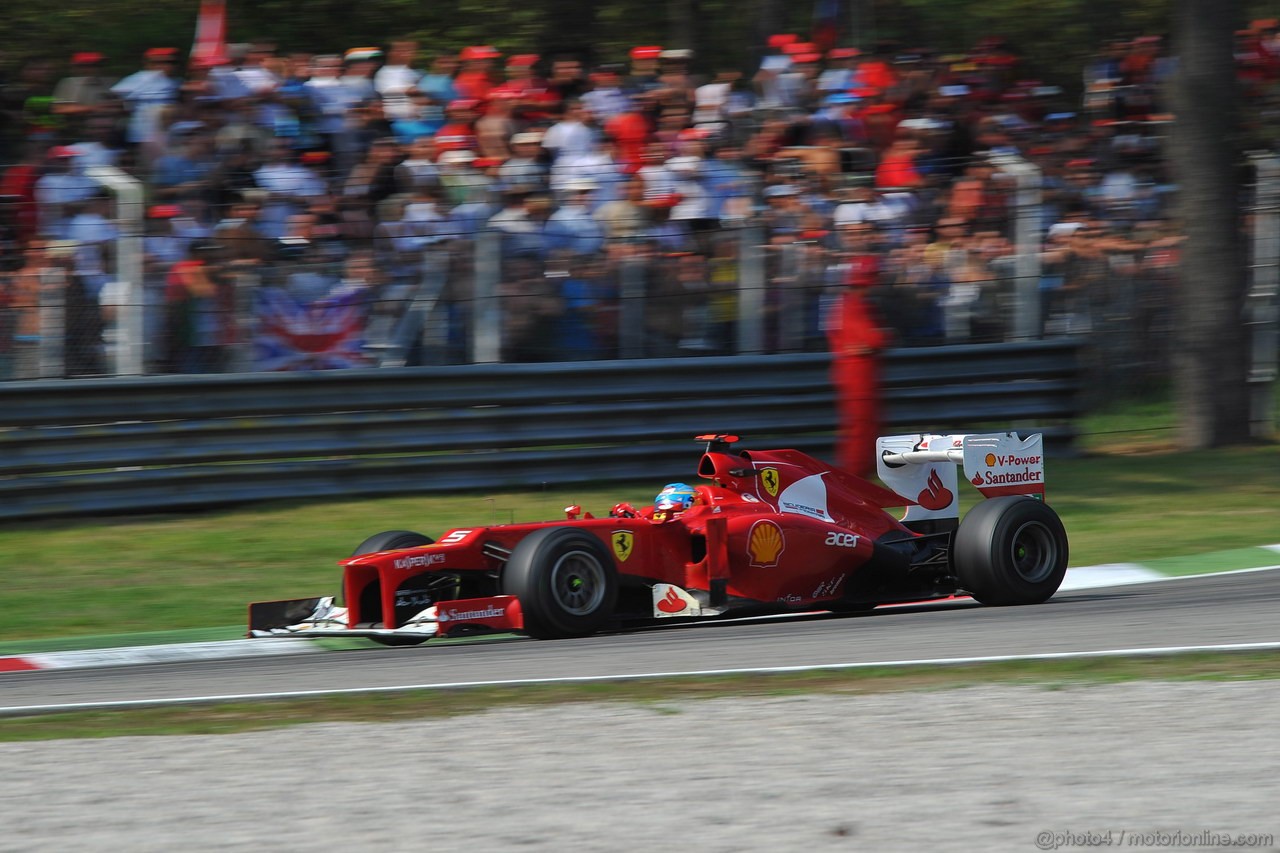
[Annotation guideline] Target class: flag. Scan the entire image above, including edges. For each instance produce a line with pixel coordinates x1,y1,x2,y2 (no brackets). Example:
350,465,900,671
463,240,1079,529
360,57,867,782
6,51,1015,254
254,287,373,371
812,0,841,54
192,0,228,64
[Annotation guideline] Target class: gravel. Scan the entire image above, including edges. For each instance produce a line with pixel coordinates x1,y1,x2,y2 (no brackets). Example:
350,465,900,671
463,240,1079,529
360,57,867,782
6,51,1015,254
3,682,1278,852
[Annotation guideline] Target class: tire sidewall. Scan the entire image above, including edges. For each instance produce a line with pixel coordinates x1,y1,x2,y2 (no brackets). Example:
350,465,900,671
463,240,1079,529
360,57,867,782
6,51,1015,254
352,530,435,557
954,497,1068,605
503,527,619,639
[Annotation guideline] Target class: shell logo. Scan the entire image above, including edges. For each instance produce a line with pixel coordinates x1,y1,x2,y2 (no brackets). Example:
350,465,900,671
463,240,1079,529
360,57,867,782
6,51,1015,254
985,452,997,467
747,520,786,568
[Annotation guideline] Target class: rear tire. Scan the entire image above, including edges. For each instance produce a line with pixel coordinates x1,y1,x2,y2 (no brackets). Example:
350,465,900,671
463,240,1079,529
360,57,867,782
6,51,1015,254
352,530,435,646
503,528,619,640
954,497,1068,606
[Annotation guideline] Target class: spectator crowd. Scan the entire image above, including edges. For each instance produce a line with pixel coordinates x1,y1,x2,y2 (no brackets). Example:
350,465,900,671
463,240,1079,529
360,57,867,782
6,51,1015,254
1,21,1279,380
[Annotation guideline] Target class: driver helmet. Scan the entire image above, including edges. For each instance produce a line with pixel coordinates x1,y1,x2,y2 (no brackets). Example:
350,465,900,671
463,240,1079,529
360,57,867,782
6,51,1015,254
654,482,698,513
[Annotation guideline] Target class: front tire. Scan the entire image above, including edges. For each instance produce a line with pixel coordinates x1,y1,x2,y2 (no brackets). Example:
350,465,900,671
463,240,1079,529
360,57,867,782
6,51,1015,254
353,530,435,646
503,528,619,639
954,497,1068,606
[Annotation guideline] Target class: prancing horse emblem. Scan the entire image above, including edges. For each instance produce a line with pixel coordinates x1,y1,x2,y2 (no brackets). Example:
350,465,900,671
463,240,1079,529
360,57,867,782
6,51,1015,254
612,530,634,562
760,467,780,498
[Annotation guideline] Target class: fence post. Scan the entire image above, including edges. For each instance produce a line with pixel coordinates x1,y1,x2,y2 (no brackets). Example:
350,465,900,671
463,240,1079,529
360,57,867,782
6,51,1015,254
736,224,765,354
228,271,259,373
989,152,1043,341
1249,152,1280,438
86,166,145,375
38,267,66,378
617,253,646,359
471,230,501,363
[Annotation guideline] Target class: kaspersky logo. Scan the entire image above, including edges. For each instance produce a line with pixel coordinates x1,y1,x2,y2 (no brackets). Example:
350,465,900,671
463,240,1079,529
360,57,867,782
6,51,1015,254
747,519,785,568
612,530,634,562
759,467,780,498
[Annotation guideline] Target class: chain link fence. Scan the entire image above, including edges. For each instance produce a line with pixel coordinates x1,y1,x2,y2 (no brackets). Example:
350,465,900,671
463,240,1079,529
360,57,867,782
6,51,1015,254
1,150,1276,425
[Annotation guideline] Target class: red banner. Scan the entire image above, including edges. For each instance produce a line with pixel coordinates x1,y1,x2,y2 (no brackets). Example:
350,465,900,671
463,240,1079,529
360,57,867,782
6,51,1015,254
192,0,227,63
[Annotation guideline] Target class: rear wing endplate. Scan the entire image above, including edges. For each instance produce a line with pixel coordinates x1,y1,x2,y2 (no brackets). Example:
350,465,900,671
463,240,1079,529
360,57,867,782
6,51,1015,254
875,432,1045,522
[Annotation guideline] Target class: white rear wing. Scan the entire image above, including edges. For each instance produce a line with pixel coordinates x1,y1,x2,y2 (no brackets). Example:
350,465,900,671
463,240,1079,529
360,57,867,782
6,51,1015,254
875,432,1045,522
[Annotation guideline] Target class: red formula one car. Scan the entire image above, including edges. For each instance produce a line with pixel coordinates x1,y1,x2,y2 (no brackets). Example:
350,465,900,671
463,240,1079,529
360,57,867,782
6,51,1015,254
249,433,1068,644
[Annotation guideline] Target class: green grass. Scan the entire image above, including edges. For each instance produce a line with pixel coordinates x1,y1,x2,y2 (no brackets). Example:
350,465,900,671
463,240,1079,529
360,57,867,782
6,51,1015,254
0,398,1276,642
2,651,1277,740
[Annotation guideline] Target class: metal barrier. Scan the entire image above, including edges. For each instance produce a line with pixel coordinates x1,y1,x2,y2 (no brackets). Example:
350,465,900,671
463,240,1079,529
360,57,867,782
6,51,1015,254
0,339,1080,519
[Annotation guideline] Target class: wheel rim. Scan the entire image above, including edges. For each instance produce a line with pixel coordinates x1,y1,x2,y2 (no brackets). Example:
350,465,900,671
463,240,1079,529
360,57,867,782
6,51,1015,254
549,549,607,615
1008,521,1058,584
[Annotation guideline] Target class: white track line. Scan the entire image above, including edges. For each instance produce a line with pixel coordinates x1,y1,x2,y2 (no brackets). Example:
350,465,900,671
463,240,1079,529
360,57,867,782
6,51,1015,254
4,641,1280,717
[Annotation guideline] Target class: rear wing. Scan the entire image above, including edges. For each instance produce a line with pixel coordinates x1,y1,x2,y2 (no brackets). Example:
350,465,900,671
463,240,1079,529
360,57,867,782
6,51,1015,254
875,432,1045,522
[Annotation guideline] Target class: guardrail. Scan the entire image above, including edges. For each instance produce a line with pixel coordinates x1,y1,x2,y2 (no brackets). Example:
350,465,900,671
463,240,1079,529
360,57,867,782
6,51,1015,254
0,340,1079,520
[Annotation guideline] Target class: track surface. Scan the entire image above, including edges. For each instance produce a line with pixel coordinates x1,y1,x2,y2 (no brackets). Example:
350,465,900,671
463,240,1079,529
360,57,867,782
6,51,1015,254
4,569,1278,711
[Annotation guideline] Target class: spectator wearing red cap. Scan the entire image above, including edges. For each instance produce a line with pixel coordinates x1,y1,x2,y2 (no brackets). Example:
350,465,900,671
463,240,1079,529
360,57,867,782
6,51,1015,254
492,54,558,124
455,45,501,101
625,46,664,98
582,65,631,125
817,47,860,96
34,147,96,239
110,47,181,153
51,52,115,130
435,99,480,154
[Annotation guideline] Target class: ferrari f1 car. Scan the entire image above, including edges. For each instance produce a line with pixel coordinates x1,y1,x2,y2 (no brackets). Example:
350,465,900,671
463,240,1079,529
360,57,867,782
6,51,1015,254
249,432,1067,644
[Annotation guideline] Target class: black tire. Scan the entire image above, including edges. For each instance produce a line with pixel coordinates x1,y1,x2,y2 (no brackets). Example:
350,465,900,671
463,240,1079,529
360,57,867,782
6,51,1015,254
953,497,1068,606
352,530,434,557
502,527,619,640
352,530,435,646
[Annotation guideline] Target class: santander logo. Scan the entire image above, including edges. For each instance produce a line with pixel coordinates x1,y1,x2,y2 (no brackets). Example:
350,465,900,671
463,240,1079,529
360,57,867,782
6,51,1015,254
657,587,688,613
916,468,955,510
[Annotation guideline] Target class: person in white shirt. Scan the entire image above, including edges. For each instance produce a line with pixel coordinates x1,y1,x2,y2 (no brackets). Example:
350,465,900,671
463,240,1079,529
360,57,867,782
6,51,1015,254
253,139,326,239
35,148,97,239
541,100,597,163
375,40,421,121
110,47,181,150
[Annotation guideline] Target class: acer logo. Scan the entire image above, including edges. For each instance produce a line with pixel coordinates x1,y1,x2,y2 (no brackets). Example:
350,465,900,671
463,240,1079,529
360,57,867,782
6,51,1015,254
824,532,860,548
657,587,688,613
916,468,954,511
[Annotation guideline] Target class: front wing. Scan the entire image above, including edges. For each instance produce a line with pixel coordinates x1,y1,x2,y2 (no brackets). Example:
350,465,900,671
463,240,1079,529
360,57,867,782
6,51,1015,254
248,595,524,641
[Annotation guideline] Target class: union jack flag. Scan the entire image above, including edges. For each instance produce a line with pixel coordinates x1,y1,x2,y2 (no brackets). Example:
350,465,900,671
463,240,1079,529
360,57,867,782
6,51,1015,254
254,287,372,371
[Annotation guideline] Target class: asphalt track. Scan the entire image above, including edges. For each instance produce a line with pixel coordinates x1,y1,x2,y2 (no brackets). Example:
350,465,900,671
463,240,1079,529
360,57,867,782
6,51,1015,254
3,568,1278,713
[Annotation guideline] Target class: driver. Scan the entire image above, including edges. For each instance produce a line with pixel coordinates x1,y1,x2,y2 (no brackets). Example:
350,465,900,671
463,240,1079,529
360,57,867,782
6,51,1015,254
653,483,698,517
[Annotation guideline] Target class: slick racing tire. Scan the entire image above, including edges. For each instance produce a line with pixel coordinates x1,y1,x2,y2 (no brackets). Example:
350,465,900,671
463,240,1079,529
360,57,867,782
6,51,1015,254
352,530,434,557
953,497,1068,606
353,530,435,646
502,527,619,640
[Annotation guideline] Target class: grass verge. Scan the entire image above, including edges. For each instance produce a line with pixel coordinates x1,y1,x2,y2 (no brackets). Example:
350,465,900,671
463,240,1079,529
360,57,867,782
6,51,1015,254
2,651,1277,741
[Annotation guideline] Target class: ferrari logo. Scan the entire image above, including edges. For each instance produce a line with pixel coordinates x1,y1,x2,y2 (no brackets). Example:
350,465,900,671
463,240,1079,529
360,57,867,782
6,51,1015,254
760,467,780,498
612,530,634,562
